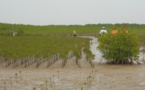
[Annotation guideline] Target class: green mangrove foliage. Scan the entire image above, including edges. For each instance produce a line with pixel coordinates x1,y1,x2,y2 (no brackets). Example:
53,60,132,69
0,36,93,60
97,32,140,64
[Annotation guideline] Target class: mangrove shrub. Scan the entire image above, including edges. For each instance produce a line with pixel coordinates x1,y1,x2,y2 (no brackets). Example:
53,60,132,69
97,32,140,64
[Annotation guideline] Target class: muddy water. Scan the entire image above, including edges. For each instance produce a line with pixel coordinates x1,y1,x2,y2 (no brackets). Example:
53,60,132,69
79,36,103,63
89,36,103,63
0,64,145,90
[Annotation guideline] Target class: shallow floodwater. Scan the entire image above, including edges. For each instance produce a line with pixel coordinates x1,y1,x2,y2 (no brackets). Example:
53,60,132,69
90,36,103,63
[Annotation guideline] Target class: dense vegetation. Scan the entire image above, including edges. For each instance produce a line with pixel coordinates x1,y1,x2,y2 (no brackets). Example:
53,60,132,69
97,32,140,64
0,36,91,60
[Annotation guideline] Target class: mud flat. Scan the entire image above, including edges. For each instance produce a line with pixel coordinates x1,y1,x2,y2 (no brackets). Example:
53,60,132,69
0,64,145,90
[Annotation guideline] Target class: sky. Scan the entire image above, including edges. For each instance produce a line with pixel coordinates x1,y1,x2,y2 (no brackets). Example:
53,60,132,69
0,0,145,25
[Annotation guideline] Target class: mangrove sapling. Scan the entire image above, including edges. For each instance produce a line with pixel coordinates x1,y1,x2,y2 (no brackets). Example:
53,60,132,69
33,87,36,90
75,58,81,68
81,87,84,90
89,59,94,68
54,54,57,62
50,58,52,65
28,55,35,65
40,84,43,90
19,70,22,81
51,56,55,64
45,80,48,90
57,71,59,79
24,59,29,68
86,82,88,90
4,81,6,90
36,58,42,68
62,59,66,68
57,53,60,60
12,59,17,68
15,73,19,83
20,58,24,65
49,78,52,87
75,58,79,65
86,77,89,89
86,54,89,61
47,59,50,68
13,59,20,68
46,54,59,68
91,71,95,81
10,77,12,87
53,75,55,84
84,83,87,90
78,60,81,68
5,59,11,67
87,74,92,90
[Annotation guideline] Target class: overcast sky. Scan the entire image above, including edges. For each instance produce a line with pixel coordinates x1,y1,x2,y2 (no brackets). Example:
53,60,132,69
0,0,145,25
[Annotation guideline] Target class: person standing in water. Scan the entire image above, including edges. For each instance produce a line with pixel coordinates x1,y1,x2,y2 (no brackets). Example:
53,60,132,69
73,30,77,37
122,26,128,33
112,27,118,35
99,27,107,36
